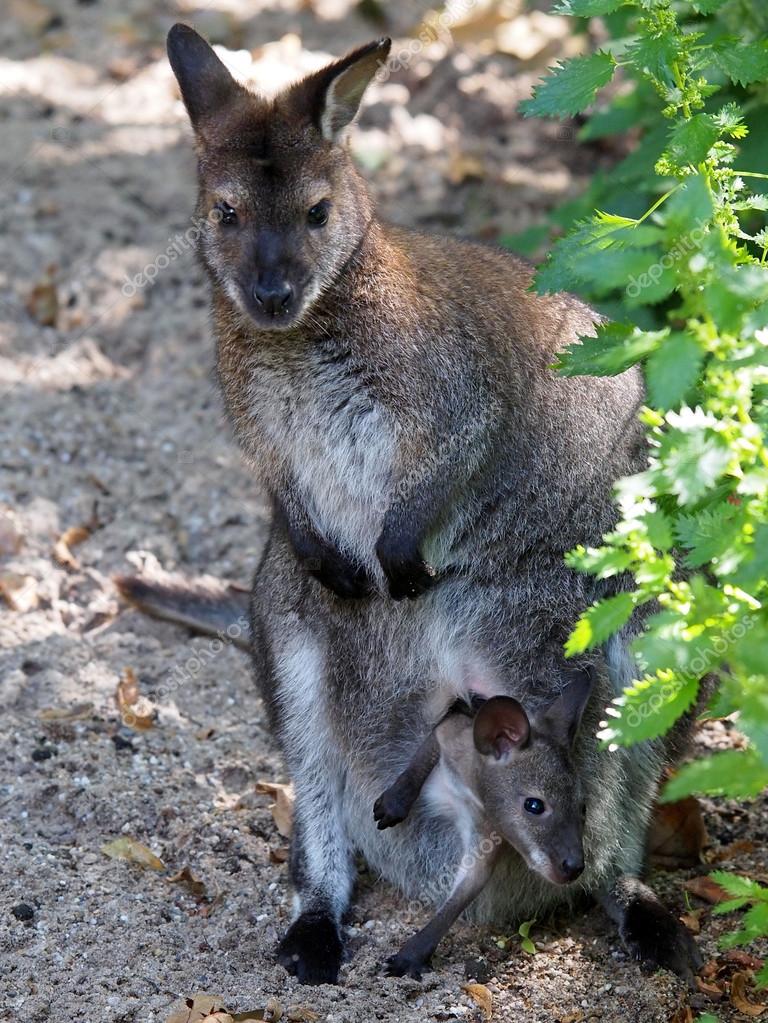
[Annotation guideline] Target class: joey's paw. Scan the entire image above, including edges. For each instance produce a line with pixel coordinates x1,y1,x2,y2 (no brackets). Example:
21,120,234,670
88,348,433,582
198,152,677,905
621,898,703,986
385,951,430,980
306,551,373,600
376,536,437,601
373,789,408,830
277,912,343,985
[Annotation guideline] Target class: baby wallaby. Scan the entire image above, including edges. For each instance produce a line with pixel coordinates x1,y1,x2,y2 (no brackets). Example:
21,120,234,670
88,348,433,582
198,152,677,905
373,668,592,979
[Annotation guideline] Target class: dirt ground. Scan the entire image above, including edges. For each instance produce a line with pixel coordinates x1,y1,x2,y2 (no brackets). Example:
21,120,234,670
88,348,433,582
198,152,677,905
1,1,767,1021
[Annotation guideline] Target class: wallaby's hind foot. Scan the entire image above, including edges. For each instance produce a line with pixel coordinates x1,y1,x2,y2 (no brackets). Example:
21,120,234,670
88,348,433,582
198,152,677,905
277,911,344,985
385,949,431,980
602,877,702,987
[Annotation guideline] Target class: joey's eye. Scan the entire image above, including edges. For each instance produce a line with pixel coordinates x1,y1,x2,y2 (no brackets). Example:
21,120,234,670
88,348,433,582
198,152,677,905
524,797,545,816
307,200,330,227
214,202,237,226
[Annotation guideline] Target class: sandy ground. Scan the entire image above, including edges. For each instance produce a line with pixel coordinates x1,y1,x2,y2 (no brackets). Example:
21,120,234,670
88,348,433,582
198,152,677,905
1,1,767,1021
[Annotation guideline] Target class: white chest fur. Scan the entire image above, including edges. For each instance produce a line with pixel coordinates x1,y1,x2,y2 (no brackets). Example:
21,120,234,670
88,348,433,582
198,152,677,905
247,348,396,566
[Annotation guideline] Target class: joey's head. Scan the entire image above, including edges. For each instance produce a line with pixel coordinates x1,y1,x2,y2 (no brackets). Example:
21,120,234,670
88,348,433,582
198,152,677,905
472,668,594,887
167,25,390,330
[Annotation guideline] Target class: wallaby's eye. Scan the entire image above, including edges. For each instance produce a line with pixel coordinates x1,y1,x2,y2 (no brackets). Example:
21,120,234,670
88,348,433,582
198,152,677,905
524,797,545,816
214,202,237,226
307,200,330,227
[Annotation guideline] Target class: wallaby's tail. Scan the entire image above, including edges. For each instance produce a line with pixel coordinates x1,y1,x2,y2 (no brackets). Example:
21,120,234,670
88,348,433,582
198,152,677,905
115,572,252,650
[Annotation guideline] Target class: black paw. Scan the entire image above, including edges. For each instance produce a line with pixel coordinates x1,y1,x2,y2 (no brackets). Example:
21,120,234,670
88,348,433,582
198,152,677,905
621,898,703,986
385,951,430,980
277,912,344,985
373,789,409,830
376,536,437,601
308,552,373,600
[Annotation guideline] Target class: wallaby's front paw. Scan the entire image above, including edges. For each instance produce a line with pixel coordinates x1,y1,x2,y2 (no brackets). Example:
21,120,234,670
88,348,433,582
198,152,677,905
277,911,344,985
621,898,703,986
385,951,430,980
375,535,437,601
373,788,409,829
308,552,373,600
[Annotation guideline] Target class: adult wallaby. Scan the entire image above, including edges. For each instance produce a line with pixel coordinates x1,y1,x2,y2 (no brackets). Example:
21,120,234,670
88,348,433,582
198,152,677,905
374,674,593,979
161,25,702,986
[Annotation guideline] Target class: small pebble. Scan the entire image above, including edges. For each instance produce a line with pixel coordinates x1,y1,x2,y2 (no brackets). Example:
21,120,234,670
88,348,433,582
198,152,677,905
11,903,35,921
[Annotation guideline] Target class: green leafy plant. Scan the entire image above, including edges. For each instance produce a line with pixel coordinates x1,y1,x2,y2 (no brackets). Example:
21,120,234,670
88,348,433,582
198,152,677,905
520,0,768,971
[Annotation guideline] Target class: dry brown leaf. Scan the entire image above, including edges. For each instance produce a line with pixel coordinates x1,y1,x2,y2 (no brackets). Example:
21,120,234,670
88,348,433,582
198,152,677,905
683,875,730,904
116,667,156,730
256,780,295,837
680,910,703,934
39,701,94,722
709,838,757,863
462,982,492,1019
53,524,91,570
166,995,228,1023
731,972,767,1017
26,265,59,325
668,1006,693,1023
0,511,22,556
196,726,217,741
0,572,38,612
696,977,725,1001
200,1015,233,1023
722,950,765,972
447,152,485,185
269,846,289,864
286,1009,318,1022
168,866,208,900
648,797,707,869
101,836,165,871
262,997,282,1022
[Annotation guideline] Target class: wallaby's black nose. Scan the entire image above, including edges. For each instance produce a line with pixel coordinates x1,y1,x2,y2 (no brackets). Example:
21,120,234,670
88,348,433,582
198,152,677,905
561,856,584,882
253,279,293,317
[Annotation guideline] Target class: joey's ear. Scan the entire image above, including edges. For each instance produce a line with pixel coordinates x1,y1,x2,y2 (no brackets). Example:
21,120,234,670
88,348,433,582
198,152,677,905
473,697,530,760
293,38,391,142
167,23,244,131
541,667,594,747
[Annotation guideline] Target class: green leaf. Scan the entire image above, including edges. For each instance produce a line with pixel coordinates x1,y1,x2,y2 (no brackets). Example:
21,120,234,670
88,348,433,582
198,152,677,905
674,505,742,569
625,32,680,85
565,592,636,655
566,545,633,578
555,323,665,376
662,749,768,802
645,333,704,409
714,41,768,87
598,672,699,745
757,961,768,988
658,428,731,506
708,871,767,901
521,52,616,119
666,114,719,167
555,0,624,14
663,174,714,238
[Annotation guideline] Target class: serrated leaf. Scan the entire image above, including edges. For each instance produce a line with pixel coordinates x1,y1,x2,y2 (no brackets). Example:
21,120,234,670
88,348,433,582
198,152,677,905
565,592,636,655
659,430,731,505
714,41,768,87
674,505,742,569
666,115,719,167
645,333,704,409
598,672,699,745
555,323,665,376
566,545,633,578
521,51,616,119
708,871,768,901
625,32,679,84
662,749,768,802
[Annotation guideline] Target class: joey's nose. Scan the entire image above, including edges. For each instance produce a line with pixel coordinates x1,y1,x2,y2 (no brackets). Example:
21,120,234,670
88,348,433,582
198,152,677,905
253,279,293,317
561,856,584,883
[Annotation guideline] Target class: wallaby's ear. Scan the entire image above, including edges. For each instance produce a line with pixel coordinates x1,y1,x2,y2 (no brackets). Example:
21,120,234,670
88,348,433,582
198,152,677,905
167,23,244,131
294,38,391,143
473,696,530,760
541,667,594,747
